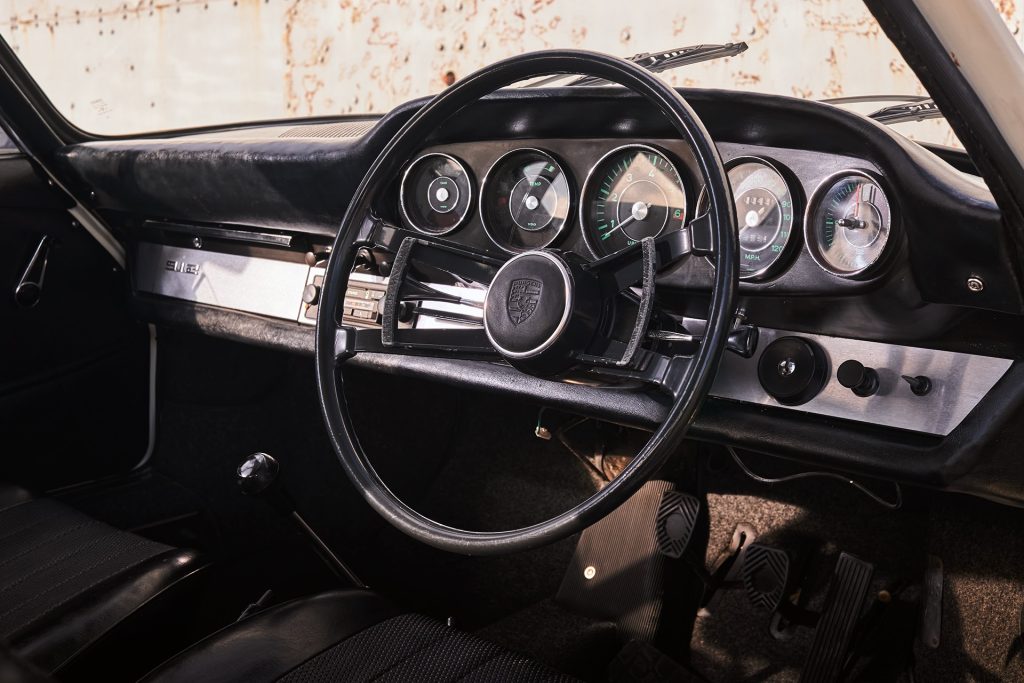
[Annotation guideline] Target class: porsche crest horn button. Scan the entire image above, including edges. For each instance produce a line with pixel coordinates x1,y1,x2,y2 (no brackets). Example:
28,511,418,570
507,279,543,326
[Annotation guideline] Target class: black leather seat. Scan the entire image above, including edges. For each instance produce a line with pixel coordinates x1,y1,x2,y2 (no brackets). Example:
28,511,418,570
145,590,578,682
0,482,202,675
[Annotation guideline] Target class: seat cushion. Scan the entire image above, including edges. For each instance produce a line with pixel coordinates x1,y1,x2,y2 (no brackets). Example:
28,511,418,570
0,482,201,673
146,590,578,683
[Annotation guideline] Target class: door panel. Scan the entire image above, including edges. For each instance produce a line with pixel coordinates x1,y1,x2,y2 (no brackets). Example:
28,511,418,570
0,155,149,489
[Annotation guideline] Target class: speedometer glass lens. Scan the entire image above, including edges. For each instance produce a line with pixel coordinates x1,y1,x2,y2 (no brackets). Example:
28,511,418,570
400,153,473,235
807,172,892,277
582,145,687,258
481,148,571,253
728,159,796,279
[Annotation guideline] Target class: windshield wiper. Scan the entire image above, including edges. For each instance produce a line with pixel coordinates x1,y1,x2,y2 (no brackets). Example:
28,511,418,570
867,98,943,125
821,94,945,125
527,42,748,88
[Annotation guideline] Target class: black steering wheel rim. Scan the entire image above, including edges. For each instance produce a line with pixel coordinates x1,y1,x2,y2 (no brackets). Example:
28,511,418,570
316,49,737,556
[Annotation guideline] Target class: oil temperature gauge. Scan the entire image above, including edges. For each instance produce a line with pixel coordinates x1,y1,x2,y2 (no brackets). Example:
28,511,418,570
806,171,893,277
481,148,572,253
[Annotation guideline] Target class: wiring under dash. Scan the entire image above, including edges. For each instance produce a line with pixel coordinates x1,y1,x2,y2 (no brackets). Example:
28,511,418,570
727,446,903,510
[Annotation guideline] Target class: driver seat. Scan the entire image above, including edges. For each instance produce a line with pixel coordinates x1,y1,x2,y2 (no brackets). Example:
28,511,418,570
142,590,578,682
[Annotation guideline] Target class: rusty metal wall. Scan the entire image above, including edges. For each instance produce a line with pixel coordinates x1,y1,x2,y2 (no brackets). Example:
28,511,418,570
0,0,1012,142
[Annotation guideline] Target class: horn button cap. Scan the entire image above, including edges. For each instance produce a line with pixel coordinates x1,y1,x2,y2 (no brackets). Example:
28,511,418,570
484,251,571,357
484,251,600,375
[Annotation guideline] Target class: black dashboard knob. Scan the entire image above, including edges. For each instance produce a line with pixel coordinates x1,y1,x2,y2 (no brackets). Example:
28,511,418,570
757,336,829,406
837,360,879,397
901,374,932,396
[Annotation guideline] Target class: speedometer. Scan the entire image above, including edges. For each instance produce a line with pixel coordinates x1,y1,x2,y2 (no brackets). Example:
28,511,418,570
806,170,892,277
697,157,798,280
728,158,797,279
581,145,687,258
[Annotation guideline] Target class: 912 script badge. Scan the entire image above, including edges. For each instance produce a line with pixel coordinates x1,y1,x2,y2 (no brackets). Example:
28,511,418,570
507,278,543,326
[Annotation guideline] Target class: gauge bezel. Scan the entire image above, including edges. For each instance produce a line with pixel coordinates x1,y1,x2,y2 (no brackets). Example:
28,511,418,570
803,168,895,279
399,152,474,236
479,147,574,254
580,143,689,260
701,155,802,281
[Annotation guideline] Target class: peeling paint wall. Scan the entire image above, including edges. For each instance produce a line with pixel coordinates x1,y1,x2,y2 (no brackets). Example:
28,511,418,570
0,0,1015,142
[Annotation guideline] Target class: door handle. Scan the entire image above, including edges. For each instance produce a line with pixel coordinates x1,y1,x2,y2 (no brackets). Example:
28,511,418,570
14,235,51,308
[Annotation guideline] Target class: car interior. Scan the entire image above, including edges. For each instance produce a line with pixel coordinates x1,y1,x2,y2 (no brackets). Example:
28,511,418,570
4,2,1024,682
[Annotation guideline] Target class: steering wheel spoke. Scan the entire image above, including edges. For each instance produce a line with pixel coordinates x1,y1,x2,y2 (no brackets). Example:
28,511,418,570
374,236,500,354
584,348,696,398
585,227,693,296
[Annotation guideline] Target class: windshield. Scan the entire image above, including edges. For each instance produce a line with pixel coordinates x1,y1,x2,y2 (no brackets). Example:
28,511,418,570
0,1,1016,142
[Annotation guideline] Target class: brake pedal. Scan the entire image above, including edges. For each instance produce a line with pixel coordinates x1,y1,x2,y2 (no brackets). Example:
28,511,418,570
655,491,700,558
800,552,874,683
742,543,791,613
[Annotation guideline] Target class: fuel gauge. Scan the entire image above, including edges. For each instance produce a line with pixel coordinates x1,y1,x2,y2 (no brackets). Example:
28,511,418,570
400,153,473,235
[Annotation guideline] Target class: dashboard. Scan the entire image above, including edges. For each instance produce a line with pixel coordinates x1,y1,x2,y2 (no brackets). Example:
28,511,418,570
53,86,1024,506
375,137,1009,438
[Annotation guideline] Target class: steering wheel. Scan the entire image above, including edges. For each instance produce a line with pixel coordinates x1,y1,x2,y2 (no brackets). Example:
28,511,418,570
316,50,737,556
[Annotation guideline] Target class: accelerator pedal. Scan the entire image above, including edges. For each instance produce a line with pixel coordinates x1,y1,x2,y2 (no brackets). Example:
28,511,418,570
655,491,701,559
799,552,874,683
742,543,791,613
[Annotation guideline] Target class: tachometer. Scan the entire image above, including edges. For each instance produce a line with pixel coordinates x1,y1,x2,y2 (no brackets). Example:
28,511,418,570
400,153,473,235
806,171,892,277
582,145,687,258
481,148,571,253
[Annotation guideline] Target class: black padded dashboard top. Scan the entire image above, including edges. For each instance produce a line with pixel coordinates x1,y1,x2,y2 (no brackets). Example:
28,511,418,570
53,86,1023,314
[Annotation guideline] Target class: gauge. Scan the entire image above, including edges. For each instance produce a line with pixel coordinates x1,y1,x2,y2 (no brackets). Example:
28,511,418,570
806,171,892,277
582,144,687,258
400,153,473,235
481,148,572,253
699,158,798,280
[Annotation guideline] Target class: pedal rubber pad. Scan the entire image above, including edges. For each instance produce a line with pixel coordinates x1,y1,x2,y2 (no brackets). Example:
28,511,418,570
800,552,874,683
742,543,790,613
655,491,700,558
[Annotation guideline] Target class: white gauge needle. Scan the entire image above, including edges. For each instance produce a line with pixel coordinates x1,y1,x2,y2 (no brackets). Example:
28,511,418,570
604,201,650,238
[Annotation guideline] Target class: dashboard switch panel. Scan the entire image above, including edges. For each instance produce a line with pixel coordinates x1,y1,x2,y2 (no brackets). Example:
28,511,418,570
712,327,1012,436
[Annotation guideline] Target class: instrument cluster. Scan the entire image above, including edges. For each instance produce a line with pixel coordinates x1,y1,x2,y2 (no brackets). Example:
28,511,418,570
398,140,896,283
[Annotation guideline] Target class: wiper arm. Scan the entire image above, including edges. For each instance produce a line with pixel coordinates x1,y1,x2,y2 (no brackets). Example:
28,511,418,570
820,94,945,125
866,98,943,125
821,94,931,106
526,42,748,88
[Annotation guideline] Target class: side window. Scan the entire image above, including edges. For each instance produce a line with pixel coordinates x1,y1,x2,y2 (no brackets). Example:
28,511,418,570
0,125,19,153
